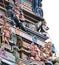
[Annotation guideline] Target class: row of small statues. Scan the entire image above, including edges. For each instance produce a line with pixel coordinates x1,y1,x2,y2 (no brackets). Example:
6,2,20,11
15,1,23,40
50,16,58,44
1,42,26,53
22,20,49,33
0,13,49,46
0,15,58,65
15,42,59,65
27,42,57,65
6,0,43,17
0,0,49,35
0,14,11,45
0,0,44,34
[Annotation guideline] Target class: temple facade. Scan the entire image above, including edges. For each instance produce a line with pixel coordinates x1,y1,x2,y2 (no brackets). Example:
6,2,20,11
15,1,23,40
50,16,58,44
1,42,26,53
0,0,58,65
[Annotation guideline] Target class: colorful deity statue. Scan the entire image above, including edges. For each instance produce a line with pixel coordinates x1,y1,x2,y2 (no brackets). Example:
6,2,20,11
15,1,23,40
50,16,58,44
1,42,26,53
44,42,53,61
34,45,41,61
2,23,12,44
29,43,41,62
13,2,25,21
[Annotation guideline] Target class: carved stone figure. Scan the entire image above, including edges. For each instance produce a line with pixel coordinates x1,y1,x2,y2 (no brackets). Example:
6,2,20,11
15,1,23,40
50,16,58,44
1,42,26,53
2,23,12,44
36,20,49,33
44,42,53,61
29,43,41,62
32,0,43,17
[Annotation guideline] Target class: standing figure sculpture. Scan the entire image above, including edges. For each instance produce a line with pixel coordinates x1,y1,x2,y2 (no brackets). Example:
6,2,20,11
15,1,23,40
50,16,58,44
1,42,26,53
2,23,12,45
32,0,43,17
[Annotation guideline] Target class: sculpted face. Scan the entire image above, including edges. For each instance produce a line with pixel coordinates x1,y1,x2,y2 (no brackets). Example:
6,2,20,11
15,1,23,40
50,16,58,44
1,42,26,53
45,42,52,49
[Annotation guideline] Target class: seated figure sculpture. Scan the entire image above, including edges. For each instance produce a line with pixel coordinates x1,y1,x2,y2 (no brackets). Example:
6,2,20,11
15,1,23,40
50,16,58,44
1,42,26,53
36,20,49,33
35,20,49,36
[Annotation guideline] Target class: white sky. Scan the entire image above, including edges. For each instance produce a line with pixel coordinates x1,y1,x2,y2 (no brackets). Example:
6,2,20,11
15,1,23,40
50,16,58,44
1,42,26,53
42,0,59,55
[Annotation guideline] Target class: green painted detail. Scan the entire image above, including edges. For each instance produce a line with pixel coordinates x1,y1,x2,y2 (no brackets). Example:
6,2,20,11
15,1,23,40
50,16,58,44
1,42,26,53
54,62,59,65
10,33,17,44
6,51,15,62
22,0,32,7
13,48,20,63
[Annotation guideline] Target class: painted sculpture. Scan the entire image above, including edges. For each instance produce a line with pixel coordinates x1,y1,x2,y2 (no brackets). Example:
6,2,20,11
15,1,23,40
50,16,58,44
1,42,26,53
2,23,12,44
